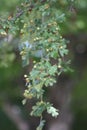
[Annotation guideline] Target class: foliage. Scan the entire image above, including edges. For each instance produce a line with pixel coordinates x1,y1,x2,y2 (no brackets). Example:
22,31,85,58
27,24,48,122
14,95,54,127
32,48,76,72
0,0,73,129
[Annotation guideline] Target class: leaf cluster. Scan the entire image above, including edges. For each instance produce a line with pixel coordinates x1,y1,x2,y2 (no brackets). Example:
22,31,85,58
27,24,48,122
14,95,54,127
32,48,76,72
0,0,71,130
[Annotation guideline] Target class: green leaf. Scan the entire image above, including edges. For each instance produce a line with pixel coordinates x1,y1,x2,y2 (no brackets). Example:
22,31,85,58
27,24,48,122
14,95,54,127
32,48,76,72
22,99,27,105
50,51,58,58
47,104,59,118
48,65,57,75
36,120,45,130
59,48,68,57
30,102,46,117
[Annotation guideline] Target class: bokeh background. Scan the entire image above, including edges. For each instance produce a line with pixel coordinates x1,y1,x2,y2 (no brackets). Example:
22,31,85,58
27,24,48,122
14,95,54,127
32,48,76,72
0,0,87,130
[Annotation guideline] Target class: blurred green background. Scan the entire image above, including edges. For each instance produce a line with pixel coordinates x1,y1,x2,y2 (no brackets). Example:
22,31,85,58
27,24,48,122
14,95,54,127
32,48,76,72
0,0,87,130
